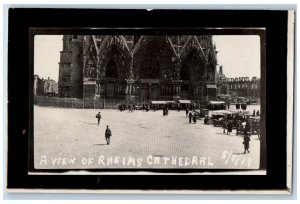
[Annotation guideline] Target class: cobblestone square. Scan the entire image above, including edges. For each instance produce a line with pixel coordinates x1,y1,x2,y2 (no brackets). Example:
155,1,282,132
34,105,261,170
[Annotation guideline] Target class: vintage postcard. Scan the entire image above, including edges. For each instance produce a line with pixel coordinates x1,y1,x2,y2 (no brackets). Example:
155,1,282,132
32,32,266,174
6,8,294,194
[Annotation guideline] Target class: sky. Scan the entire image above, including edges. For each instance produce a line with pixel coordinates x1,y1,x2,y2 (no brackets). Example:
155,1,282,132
34,35,63,82
213,35,261,78
34,35,261,82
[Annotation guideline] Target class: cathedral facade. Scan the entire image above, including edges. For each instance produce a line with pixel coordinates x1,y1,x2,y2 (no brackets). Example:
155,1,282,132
58,35,218,103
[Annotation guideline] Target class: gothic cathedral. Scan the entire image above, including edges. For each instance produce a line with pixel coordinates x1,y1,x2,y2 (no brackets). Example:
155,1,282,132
58,35,218,103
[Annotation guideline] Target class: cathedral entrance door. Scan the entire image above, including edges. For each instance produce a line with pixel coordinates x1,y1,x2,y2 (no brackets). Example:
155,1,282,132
106,83,115,98
140,83,149,101
150,84,160,100
181,84,189,99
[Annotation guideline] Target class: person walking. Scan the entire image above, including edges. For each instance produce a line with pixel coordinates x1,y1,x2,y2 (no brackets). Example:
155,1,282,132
96,112,101,125
243,134,250,154
189,111,193,123
105,125,112,145
204,116,208,124
227,120,233,135
193,113,197,124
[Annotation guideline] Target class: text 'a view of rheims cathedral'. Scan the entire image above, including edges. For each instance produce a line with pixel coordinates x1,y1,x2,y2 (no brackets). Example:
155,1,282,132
58,35,218,103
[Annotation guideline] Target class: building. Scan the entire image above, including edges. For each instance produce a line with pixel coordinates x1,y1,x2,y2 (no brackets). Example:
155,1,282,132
226,76,260,99
34,75,45,96
43,77,58,95
34,75,58,96
216,66,260,102
58,35,218,103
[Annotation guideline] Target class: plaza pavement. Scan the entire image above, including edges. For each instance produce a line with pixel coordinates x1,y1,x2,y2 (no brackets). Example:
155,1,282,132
34,105,261,170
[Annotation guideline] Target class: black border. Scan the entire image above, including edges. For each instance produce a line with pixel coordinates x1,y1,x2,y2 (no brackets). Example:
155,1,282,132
7,9,288,191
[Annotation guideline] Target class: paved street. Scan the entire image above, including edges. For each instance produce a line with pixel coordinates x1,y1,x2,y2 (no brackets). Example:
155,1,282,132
34,105,261,169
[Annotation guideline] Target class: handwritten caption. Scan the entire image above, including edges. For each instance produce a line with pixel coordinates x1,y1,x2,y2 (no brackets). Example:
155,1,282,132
38,154,214,167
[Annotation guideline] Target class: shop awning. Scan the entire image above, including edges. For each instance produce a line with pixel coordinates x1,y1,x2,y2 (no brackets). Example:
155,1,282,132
178,100,191,104
208,101,226,104
211,110,233,115
230,110,253,116
151,101,167,104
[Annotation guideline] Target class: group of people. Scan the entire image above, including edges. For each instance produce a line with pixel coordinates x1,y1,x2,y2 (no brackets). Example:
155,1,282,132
186,108,197,124
118,104,136,112
95,106,254,152
143,104,150,112
221,119,250,153
96,112,112,145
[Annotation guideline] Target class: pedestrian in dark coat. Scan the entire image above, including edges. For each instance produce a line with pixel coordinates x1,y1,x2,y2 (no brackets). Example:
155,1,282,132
189,111,193,123
243,134,250,154
96,112,101,125
227,120,233,135
204,117,208,124
105,125,112,145
193,113,197,124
